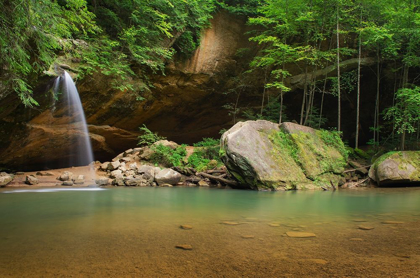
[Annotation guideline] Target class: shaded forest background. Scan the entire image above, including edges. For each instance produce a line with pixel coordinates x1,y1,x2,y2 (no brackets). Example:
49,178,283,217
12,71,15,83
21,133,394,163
1,0,420,151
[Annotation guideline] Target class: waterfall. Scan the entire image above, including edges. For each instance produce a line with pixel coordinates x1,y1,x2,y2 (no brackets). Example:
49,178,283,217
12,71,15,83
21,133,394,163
54,71,95,179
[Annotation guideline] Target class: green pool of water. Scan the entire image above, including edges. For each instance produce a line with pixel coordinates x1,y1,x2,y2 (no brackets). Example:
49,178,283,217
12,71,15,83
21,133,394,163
1,187,420,277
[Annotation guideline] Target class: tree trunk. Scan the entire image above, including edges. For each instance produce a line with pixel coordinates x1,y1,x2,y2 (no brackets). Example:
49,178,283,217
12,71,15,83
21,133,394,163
300,63,308,125
355,10,362,149
336,4,341,132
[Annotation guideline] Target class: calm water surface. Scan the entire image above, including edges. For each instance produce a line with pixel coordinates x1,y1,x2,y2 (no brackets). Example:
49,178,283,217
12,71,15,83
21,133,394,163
0,187,420,277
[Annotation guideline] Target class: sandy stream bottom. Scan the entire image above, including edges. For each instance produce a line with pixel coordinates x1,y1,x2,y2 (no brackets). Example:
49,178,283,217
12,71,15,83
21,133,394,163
0,207,419,277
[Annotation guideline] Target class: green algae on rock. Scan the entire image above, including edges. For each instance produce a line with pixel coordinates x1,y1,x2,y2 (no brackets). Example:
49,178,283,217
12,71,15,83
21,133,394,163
369,151,420,186
220,120,348,190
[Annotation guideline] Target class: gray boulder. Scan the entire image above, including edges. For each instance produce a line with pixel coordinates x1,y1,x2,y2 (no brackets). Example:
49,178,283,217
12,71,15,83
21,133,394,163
58,171,73,181
73,175,85,185
95,177,110,186
220,120,347,190
0,173,14,187
155,168,182,185
26,175,39,185
369,151,420,186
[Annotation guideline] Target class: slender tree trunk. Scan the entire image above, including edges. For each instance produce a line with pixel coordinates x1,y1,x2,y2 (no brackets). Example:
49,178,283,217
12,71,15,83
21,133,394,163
375,49,381,144
336,4,341,132
300,63,308,125
261,68,268,116
279,64,285,124
355,9,362,149
233,91,241,124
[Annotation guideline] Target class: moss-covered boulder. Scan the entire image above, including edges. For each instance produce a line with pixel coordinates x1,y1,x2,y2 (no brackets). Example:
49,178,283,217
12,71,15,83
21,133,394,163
220,120,347,190
369,151,420,186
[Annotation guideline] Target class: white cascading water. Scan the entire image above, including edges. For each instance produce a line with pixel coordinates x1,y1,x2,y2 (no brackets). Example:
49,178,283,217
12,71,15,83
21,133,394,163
54,71,95,181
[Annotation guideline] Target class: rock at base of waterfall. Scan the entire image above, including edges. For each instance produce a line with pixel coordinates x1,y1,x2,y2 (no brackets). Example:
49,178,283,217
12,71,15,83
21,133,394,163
0,173,14,187
62,181,74,186
25,175,39,185
58,171,73,181
95,177,110,186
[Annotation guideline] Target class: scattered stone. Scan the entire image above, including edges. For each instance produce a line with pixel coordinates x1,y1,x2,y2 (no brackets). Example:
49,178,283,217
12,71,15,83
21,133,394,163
125,178,144,186
286,232,316,238
112,178,125,186
100,162,110,171
358,226,374,230
350,238,364,241
180,225,193,230
175,244,193,250
221,221,240,225
198,180,209,187
62,181,74,186
269,223,281,227
110,170,122,178
129,163,138,172
73,175,85,185
124,149,134,156
0,173,14,186
394,254,411,259
352,219,368,222
155,168,182,185
153,140,179,150
121,157,133,163
36,171,54,176
58,171,73,181
159,183,173,187
95,177,110,186
109,161,121,171
25,175,38,185
381,221,404,224
112,153,124,162
241,235,255,239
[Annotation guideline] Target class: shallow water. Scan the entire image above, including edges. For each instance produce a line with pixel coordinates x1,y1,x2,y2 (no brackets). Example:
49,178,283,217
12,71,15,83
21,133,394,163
0,187,419,277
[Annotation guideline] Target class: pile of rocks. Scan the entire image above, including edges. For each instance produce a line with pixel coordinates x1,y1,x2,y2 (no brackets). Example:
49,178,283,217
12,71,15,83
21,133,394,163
57,171,85,186
95,142,228,187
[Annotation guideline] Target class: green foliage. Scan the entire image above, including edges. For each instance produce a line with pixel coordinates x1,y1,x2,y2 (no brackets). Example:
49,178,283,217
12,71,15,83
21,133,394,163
151,144,187,168
187,138,222,171
384,87,420,136
137,125,166,146
0,0,97,106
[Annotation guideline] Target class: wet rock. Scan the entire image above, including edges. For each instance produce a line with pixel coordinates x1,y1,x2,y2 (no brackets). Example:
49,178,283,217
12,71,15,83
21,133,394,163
198,180,209,187
221,221,240,225
155,168,182,185
95,177,110,186
0,173,14,187
110,170,122,178
381,221,404,224
62,181,74,186
73,175,85,185
36,171,54,176
58,171,73,181
125,178,143,186
369,151,420,186
25,175,39,185
358,226,374,230
175,244,192,250
180,225,193,230
159,183,173,187
352,219,368,222
100,162,110,171
112,178,125,186
286,232,316,238
109,161,121,171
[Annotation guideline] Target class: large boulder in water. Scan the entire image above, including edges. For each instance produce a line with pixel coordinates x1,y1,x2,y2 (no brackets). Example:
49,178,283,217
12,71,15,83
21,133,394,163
0,173,14,187
369,151,420,186
220,120,348,190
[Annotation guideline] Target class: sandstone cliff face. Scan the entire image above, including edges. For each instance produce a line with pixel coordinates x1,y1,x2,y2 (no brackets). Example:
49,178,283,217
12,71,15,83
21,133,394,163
0,11,258,170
